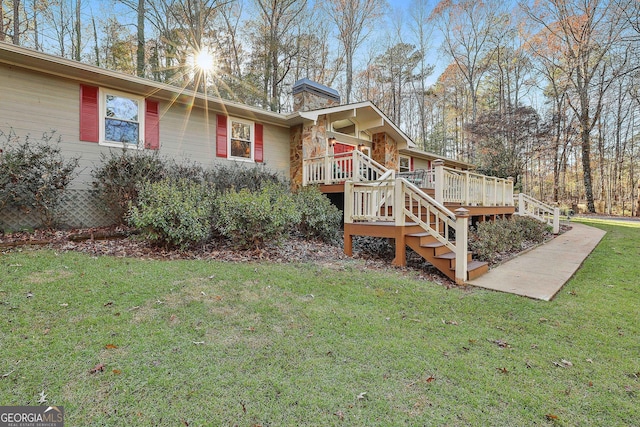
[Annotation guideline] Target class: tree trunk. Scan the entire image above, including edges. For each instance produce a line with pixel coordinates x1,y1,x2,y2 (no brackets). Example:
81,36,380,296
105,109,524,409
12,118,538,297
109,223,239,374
13,0,20,45
580,127,596,213
75,0,81,61
136,0,145,77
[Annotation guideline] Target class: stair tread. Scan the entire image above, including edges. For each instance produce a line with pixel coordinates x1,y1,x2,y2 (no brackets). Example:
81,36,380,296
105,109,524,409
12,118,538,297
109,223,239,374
467,260,488,270
421,242,446,248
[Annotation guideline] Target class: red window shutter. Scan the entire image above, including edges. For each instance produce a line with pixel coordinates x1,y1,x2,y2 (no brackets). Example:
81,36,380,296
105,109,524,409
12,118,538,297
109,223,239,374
144,100,160,150
255,123,264,163
79,84,99,142
216,115,228,158
410,157,414,171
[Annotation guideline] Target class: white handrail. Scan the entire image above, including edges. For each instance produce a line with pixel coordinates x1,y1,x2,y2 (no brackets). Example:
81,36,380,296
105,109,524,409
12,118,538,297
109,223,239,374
514,193,560,234
303,150,392,185
435,163,514,207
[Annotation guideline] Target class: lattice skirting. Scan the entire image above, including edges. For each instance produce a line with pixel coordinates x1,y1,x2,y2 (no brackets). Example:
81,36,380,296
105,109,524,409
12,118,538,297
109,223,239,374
0,189,118,231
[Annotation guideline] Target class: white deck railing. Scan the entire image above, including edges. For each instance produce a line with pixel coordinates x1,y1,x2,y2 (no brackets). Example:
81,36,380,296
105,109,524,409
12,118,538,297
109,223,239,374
514,193,560,234
303,150,391,185
344,177,470,284
434,160,514,207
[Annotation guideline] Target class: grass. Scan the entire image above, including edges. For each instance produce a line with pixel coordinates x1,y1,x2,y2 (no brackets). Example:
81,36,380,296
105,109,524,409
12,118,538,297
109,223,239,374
0,218,638,426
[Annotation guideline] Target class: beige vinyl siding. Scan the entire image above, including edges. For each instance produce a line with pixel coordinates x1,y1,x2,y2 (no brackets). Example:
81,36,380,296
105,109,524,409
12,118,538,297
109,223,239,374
412,157,432,171
1,63,292,190
0,63,95,189
157,108,290,176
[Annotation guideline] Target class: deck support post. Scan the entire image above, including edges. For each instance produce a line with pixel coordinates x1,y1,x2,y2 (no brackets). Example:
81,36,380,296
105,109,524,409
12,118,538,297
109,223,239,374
454,208,470,284
552,207,560,234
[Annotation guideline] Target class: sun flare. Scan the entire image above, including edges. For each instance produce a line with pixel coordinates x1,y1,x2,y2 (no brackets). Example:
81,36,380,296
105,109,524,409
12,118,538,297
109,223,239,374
194,48,215,73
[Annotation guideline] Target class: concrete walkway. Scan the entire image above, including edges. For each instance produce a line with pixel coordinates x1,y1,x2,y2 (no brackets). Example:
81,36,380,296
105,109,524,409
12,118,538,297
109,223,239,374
467,222,606,301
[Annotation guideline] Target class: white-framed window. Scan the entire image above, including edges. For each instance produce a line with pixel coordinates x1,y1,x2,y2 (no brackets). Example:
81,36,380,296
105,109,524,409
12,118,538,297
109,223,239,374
99,89,145,148
399,155,411,173
228,117,254,161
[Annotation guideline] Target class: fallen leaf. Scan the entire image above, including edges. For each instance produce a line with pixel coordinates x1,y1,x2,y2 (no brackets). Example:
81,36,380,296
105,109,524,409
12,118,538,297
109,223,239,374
426,376,435,383
43,328,50,335
539,317,548,323
59,303,68,307
546,414,558,420
181,420,189,426
334,411,344,420
496,367,508,374
104,301,113,307
442,319,458,325
192,341,205,345
38,390,47,404
112,369,122,375
105,344,118,349
588,381,593,387
491,339,510,348
561,359,573,367
26,292,34,298
169,314,177,322
356,392,368,401
89,363,105,374
586,358,593,363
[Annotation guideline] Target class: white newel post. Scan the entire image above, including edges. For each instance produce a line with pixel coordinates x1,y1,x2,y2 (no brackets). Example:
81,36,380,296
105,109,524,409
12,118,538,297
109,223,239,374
454,208,469,284
394,178,405,226
324,155,332,185
518,193,525,215
553,207,560,234
463,171,470,205
344,181,354,224
507,177,514,206
352,150,359,182
481,176,487,206
434,159,445,204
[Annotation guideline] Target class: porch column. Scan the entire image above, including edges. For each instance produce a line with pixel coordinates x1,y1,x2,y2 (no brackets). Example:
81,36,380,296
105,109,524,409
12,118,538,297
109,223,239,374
434,159,445,204
454,207,469,285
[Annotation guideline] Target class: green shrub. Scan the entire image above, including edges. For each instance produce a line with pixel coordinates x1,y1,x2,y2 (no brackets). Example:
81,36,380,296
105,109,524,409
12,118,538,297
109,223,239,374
127,179,214,249
469,216,549,263
215,183,300,249
92,149,169,223
294,186,342,244
0,130,79,229
514,215,550,242
205,163,286,193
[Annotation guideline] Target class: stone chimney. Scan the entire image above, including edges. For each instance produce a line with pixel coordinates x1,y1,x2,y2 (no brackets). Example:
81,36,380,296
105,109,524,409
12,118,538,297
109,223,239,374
292,78,340,112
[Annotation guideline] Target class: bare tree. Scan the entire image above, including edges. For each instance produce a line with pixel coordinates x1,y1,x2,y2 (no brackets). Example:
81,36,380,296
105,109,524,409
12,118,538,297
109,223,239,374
430,0,506,124
321,0,385,103
522,0,638,213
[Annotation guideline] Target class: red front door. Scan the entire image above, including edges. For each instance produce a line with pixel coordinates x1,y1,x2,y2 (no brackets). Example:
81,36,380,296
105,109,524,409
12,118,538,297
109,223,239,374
333,142,355,175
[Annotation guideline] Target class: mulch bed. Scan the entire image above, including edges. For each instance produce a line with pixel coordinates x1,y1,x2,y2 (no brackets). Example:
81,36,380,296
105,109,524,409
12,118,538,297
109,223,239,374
0,226,452,285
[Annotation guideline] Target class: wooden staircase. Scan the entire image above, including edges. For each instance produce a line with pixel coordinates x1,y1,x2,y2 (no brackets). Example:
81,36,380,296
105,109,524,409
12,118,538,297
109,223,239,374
343,178,489,283
405,232,488,281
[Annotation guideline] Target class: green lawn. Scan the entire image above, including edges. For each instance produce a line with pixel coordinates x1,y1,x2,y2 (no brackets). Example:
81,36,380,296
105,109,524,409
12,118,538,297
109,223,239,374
1,218,638,426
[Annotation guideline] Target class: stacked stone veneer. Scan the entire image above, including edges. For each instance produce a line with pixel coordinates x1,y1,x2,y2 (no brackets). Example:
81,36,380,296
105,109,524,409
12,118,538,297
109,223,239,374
372,132,399,171
293,91,340,112
290,115,330,188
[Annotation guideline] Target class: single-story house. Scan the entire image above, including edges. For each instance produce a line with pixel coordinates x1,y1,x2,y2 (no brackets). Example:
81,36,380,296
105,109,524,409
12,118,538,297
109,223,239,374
3,42,558,283
0,41,471,229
